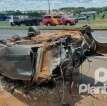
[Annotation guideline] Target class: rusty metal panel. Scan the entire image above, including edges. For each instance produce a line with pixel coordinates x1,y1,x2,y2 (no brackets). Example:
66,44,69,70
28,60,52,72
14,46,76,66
33,45,66,82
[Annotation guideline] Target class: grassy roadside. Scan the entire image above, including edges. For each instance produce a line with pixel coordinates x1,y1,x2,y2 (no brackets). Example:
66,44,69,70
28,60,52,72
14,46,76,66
0,19,107,30
0,21,29,30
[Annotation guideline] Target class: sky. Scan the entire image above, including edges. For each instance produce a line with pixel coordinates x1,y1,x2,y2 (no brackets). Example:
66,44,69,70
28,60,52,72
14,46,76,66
0,0,107,11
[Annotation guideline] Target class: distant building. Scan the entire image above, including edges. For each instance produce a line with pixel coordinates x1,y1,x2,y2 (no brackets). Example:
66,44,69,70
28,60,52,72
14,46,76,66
80,11,96,16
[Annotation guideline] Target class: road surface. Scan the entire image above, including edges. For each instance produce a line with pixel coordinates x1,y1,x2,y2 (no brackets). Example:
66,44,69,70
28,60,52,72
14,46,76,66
0,29,107,43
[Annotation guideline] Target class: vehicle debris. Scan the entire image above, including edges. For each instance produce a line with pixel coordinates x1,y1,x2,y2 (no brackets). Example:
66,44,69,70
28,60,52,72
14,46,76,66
0,25,107,84
0,25,107,106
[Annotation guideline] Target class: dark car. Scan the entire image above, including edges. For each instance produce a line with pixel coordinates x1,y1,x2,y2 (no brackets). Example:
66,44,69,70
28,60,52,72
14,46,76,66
21,18,41,26
11,18,41,26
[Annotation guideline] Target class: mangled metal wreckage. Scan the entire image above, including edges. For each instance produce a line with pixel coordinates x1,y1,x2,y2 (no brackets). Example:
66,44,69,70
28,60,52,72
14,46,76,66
0,26,107,83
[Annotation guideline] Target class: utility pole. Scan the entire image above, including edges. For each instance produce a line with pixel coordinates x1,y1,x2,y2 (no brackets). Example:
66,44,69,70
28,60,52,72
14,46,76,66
48,0,51,15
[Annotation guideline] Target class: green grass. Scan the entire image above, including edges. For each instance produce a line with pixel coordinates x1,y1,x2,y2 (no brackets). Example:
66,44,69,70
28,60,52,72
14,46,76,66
0,21,29,30
0,21,9,26
0,19,107,30
78,19,107,29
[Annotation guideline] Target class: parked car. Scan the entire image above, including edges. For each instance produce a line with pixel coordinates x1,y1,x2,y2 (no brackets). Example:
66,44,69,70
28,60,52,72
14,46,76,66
10,18,41,26
9,16,20,26
23,18,41,26
77,15,87,20
42,16,59,26
42,15,78,26
61,16,78,25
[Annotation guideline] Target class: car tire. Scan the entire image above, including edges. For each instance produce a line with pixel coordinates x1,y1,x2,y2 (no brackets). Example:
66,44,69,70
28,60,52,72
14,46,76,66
66,22,71,26
73,22,76,25
17,24,21,26
10,22,15,26
47,23,51,26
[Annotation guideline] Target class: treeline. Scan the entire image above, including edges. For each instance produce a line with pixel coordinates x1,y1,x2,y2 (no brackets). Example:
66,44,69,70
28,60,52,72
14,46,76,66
0,6,107,17
60,7,107,15
0,10,45,17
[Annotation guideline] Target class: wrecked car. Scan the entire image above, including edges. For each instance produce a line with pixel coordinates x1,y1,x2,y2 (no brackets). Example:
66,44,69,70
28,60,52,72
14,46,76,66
0,26,107,84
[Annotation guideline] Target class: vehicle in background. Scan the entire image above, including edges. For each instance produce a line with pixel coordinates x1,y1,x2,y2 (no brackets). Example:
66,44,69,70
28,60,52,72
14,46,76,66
52,16,63,25
77,15,87,20
61,16,78,25
10,17,41,26
9,16,20,26
42,16,59,26
20,18,41,26
42,15,78,26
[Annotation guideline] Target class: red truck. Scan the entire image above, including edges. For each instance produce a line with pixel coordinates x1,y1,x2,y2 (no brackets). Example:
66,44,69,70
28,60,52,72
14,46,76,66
42,15,78,26
42,16,58,26
61,16,78,25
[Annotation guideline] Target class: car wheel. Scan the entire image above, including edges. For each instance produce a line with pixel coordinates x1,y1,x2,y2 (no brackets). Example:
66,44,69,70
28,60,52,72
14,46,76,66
10,22,15,26
47,23,51,26
66,22,71,26
17,24,21,26
72,22,76,25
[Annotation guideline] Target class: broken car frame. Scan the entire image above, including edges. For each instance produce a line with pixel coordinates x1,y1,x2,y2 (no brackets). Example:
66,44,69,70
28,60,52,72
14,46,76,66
0,26,107,84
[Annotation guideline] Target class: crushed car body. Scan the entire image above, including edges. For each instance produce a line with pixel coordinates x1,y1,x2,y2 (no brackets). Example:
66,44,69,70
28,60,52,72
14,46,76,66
0,26,107,83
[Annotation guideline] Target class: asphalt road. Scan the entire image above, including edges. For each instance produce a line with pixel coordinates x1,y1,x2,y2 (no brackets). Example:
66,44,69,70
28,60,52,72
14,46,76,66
0,29,107,43
93,31,107,43
0,29,27,40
